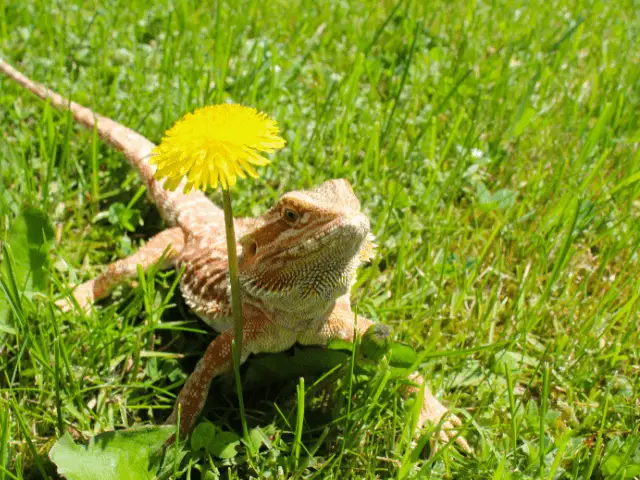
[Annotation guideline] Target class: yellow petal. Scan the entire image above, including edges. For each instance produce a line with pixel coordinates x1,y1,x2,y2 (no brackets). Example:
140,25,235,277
151,103,285,193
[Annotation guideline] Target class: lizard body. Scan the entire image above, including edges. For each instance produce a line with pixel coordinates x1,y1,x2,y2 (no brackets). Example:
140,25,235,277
0,57,469,451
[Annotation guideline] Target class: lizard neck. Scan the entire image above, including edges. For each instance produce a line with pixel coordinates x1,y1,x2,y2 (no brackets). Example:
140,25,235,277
246,294,340,333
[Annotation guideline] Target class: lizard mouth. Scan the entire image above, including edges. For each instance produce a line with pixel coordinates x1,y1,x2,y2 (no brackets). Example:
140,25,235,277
278,212,370,259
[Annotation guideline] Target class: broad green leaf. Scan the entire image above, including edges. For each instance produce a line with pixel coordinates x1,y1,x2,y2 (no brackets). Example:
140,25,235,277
0,207,54,337
491,189,517,210
389,343,418,368
191,421,218,452
494,350,538,373
327,338,354,352
248,426,272,451
106,202,142,232
513,106,537,137
243,338,419,388
2,207,54,292
600,437,640,477
207,431,241,459
243,347,350,387
476,183,517,212
49,426,178,480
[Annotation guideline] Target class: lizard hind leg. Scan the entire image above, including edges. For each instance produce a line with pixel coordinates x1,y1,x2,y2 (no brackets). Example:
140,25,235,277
56,227,185,312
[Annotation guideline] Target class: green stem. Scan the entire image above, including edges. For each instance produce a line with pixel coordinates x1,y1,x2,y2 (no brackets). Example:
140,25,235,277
232,339,251,449
222,188,244,364
221,188,249,442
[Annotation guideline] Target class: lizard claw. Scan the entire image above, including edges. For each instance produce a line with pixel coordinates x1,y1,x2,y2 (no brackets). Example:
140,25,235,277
55,281,95,312
417,391,472,454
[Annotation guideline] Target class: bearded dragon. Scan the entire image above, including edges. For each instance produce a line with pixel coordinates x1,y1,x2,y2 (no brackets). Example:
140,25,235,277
0,57,470,452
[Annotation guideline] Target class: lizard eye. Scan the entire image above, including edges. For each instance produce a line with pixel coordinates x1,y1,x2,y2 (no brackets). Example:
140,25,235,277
283,208,299,225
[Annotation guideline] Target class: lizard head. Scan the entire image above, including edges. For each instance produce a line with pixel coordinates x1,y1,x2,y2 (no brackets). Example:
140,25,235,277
238,179,374,316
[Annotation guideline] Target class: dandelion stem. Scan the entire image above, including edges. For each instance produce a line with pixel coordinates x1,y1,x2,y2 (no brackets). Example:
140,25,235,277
222,188,244,358
221,188,249,442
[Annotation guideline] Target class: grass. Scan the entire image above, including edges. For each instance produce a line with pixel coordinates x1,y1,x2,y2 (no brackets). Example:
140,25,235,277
1,0,639,478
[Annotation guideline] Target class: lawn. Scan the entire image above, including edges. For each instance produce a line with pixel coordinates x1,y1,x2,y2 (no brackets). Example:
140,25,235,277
1,0,639,478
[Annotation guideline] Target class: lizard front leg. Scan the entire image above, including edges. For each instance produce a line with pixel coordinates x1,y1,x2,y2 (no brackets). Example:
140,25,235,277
166,304,295,437
56,227,185,311
297,297,471,452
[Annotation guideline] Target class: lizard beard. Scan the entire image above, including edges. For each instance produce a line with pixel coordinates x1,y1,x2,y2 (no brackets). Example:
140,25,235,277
240,224,369,316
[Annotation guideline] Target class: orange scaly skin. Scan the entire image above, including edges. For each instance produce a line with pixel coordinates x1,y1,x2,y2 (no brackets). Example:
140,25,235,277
0,57,470,452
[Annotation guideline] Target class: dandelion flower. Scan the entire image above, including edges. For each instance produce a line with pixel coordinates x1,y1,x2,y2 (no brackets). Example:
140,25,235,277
150,104,285,192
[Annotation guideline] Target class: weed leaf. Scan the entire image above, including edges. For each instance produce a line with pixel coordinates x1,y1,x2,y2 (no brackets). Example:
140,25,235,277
0,207,54,336
49,426,178,480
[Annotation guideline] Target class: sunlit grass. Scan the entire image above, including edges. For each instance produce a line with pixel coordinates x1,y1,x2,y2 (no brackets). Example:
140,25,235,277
1,0,639,478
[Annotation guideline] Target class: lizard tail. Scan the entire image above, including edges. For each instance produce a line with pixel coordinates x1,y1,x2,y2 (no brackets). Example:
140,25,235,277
0,57,218,228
